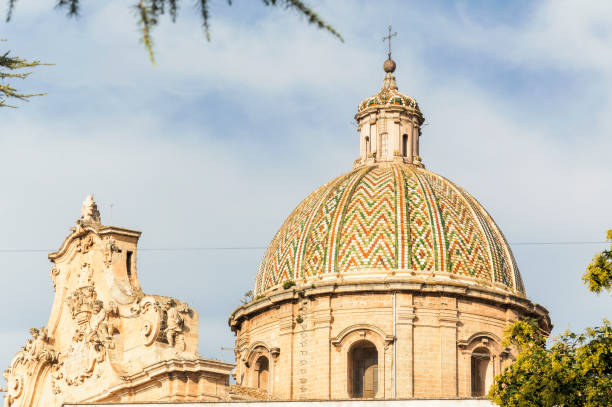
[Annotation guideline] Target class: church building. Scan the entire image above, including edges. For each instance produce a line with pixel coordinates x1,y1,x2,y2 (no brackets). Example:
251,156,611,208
2,55,550,407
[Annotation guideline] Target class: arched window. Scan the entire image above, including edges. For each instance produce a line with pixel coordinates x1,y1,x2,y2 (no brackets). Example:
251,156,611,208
348,341,378,398
365,136,370,156
471,347,491,397
402,134,408,157
254,355,269,392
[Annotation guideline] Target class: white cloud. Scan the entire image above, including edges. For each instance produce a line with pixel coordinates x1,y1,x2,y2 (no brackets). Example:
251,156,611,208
1,0,611,387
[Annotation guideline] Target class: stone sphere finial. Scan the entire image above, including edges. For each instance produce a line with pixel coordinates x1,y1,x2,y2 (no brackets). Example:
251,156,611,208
383,58,396,73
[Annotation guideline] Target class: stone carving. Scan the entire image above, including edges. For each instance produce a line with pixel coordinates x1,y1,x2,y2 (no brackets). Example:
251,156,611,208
163,300,188,350
1,371,22,407
80,195,101,224
2,327,57,407
103,238,121,269
75,263,93,289
63,333,105,386
89,300,117,347
139,297,162,346
77,235,94,254
137,297,191,350
62,284,118,385
66,286,97,320
413,155,423,167
50,267,60,290
23,328,56,367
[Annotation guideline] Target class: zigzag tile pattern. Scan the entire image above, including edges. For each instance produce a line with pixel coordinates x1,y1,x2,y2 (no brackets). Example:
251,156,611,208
422,172,491,279
256,181,332,294
336,167,397,273
453,185,510,286
456,187,525,291
254,163,525,296
402,168,437,271
300,169,366,278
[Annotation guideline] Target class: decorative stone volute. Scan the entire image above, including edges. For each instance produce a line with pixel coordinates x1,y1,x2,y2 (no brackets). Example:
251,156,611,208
354,59,425,168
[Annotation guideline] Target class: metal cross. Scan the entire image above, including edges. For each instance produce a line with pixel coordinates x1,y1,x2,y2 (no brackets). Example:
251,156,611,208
382,25,397,60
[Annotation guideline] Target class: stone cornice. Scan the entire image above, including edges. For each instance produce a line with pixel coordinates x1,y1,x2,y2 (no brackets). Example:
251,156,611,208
85,358,234,402
48,224,141,261
229,277,551,333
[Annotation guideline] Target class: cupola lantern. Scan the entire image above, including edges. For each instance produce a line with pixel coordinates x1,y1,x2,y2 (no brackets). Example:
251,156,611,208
354,39,425,168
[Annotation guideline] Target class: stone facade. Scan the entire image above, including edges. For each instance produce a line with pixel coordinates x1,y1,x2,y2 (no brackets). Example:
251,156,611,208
66,400,496,407
2,196,233,407
229,278,550,400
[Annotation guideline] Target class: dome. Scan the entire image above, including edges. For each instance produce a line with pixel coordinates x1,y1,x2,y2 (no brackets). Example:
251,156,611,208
233,53,550,403
358,81,421,114
255,163,524,296
357,69,423,123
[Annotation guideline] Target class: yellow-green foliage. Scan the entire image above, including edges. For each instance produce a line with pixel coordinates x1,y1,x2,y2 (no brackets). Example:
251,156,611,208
0,43,45,108
490,319,612,406
583,229,612,293
490,229,612,406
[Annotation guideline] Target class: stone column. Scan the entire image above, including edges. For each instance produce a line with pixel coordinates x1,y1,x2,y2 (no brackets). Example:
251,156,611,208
405,121,414,163
392,115,401,160
412,123,419,159
370,117,377,158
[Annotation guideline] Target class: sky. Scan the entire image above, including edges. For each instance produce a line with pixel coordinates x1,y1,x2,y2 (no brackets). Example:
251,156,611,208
1,0,611,380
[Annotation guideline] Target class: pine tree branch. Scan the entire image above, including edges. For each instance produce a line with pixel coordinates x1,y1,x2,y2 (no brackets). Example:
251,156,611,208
135,0,156,64
198,0,211,42
278,0,344,42
56,0,80,17
6,0,17,22
5,0,343,64
0,48,48,108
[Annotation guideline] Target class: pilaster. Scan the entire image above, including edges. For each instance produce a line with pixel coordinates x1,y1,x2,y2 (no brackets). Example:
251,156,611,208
396,294,416,398
438,300,459,398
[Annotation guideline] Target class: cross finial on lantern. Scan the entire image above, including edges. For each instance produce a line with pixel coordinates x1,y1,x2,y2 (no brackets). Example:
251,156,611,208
382,25,397,61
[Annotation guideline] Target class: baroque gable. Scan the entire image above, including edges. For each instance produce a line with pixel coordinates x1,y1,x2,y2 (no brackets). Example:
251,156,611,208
3,196,233,407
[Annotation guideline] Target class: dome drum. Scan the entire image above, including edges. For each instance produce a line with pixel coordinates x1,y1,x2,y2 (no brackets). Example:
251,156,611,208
229,278,550,400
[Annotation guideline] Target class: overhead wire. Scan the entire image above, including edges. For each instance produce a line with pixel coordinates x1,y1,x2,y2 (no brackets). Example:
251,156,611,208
0,241,608,253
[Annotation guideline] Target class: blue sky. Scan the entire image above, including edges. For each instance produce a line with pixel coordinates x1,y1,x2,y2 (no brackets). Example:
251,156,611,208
1,0,611,376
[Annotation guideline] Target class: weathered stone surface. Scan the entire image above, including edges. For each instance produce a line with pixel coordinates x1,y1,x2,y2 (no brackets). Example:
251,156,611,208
66,400,495,407
2,196,233,407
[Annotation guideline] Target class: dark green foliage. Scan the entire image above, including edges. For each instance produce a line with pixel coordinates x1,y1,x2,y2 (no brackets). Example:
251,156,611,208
6,0,343,64
282,280,295,290
56,0,80,17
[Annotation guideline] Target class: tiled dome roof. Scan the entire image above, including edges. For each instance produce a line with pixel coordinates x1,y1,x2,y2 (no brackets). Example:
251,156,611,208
254,163,524,296
358,87,420,113
356,71,423,123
